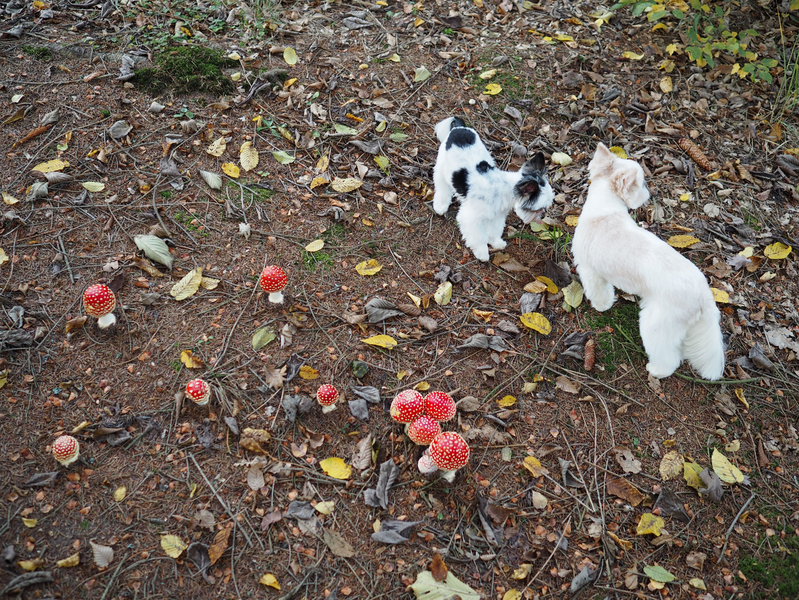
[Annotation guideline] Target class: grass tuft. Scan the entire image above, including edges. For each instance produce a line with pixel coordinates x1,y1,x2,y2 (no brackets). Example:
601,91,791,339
134,46,235,95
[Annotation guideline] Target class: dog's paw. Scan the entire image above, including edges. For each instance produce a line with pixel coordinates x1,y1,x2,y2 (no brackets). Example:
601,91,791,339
471,246,490,262
432,193,450,215
490,239,507,250
646,362,674,379
590,297,614,312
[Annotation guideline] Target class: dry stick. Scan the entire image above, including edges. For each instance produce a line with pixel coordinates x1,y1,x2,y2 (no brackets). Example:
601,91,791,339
211,281,258,370
57,236,74,283
520,515,573,596
188,453,253,546
98,555,128,600
387,245,426,293
673,372,759,385
719,492,756,561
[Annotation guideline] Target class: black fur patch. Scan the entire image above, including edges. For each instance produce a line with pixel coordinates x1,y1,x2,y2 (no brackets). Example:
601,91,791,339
450,117,466,130
446,128,476,150
452,168,469,197
515,176,541,202
476,160,494,174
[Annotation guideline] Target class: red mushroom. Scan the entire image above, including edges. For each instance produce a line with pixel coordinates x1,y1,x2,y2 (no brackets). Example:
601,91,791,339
259,265,288,304
185,379,211,406
317,384,339,413
428,432,470,482
407,415,442,445
53,435,80,466
417,452,438,476
83,284,117,329
389,390,425,424
424,391,456,422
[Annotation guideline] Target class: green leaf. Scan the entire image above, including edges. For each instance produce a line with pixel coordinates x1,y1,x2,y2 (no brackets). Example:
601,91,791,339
413,66,431,82
374,155,389,173
334,123,358,135
252,327,276,351
389,132,408,142
409,570,480,600
643,565,675,583
134,235,173,269
271,151,295,165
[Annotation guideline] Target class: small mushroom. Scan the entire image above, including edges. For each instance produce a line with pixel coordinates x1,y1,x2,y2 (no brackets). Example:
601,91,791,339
407,415,441,445
424,391,456,422
259,265,288,304
417,452,438,476
389,389,425,424
83,284,117,329
316,384,339,413
429,432,470,483
185,379,211,406
52,435,80,466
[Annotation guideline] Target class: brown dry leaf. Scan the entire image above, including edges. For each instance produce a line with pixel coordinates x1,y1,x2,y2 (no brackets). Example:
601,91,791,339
554,375,581,395
90,540,114,568
323,529,355,557
180,349,205,369
240,428,271,454
522,455,549,477
291,442,307,458
430,552,449,583
492,252,530,272
607,477,647,507
65,315,88,333
247,464,265,490
208,527,231,565
264,365,286,389
131,257,164,277
613,446,642,474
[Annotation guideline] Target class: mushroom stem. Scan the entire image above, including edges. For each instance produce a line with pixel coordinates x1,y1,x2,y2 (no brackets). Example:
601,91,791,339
440,469,457,483
268,291,284,304
321,403,337,414
97,313,117,329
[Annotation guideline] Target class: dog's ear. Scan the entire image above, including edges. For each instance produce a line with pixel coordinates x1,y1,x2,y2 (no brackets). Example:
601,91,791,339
589,143,615,178
521,152,546,174
610,166,643,208
517,178,540,197
594,143,613,159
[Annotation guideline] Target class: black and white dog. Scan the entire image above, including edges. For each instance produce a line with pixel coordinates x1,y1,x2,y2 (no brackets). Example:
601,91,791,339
432,117,554,261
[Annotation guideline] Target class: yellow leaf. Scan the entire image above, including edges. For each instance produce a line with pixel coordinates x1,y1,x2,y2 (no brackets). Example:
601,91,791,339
32,159,69,173
56,553,80,568
764,242,792,260
240,141,259,172
520,312,551,335
484,83,502,95
734,388,749,409
113,486,127,502
374,155,389,172
740,246,754,258
180,349,205,369
283,47,298,66
512,564,533,580
305,239,325,252
479,69,497,79
3,191,20,205
298,365,319,380
522,455,549,477
565,215,579,227
0,369,7,389
414,381,431,391
222,162,240,178
361,334,398,350
497,395,517,407
555,34,574,41
18,559,44,571
201,277,220,290
726,439,740,452
659,450,684,481
636,512,665,536
22,517,38,528
667,235,700,248
414,16,424,26
683,461,703,489
712,448,744,484
310,176,329,189
659,76,674,93
472,308,493,322
82,181,105,192
608,146,628,159
170,267,203,301
562,280,584,309
523,280,548,294
387,53,400,62
536,276,558,293
319,457,352,479
260,573,281,590
331,177,363,193
623,51,645,60
689,578,707,590
680,192,692,202
316,154,329,172
160,534,187,558
0,248,8,266
652,22,668,31
711,288,729,303
550,152,572,166
666,43,678,54
407,292,421,307
355,259,382,276
434,281,453,305
503,591,522,600
206,137,226,157
315,500,335,515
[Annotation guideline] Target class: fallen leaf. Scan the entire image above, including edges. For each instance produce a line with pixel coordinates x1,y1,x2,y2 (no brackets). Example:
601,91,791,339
208,527,231,565
259,573,281,590
522,456,549,477
180,349,205,369
206,137,226,157
90,541,114,568
614,447,642,473
530,491,548,509
659,76,673,93
331,177,363,192
161,534,187,558
361,334,397,349
434,281,452,305
484,82,502,95
240,141,259,171
323,529,355,557
319,457,352,479
32,159,69,173
659,451,684,481
252,327,276,351
56,553,80,568
711,448,743,484
134,235,173,269
562,280,583,308
283,47,298,65
409,569,480,600
305,239,324,252
764,242,792,260
221,163,240,178
667,235,700,248
355,259,382,276
623,51,645,60
272,150,295,164
240,428,272,453
683,460,703,489
413,66,431,82
170,267,203,300
711,288,729,303
497,395,516,407
644,565,675,583
636,513,665,536
520,312,551,335
607,478,646,507
551,152,573,166
113,486,126,502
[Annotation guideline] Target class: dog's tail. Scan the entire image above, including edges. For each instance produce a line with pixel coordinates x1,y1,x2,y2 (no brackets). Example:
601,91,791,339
682,299,725,380
435,117,465,143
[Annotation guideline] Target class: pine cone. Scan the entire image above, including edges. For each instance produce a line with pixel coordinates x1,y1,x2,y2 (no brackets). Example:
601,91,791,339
678,138,712,171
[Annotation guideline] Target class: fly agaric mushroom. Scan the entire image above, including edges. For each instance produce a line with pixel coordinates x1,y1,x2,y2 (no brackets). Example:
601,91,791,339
83,284,117,329
407,415,442,445
417,452,438,476
259,265,288,304
53,435,80,466
424,391,456,422
389,390,425,424
185,379,211,406
317,384,339,413
429,432,470,482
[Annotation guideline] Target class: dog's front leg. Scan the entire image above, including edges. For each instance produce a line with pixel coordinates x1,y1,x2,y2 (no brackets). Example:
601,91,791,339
577,266,615,311
432,166,454,215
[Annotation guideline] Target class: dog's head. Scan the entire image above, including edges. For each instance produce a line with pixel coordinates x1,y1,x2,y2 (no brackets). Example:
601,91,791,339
513,152,555,223
589,143,650,209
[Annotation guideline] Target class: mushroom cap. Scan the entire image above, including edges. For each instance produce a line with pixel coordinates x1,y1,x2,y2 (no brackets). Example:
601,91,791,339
429,432,470,471
53,435,80,466
185,379,211,405
83,284,116,318
316,384,338,406
407,416,442,445
424,391,456,422
259,265,288,294
389,390,425,424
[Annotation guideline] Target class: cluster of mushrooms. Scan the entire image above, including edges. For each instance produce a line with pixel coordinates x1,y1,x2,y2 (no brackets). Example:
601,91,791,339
56,266,470,485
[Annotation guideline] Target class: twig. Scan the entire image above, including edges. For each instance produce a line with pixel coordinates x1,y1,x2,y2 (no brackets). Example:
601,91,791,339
520,515,572,595
718,492,756,561
57,236,74,284
99,555,128,600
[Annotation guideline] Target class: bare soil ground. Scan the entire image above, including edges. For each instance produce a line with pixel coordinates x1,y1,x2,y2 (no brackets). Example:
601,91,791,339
1,1,798,599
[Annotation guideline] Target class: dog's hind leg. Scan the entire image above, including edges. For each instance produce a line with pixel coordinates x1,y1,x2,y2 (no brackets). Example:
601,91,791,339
639,305,683,379
456,203,490,261
577,265,614,311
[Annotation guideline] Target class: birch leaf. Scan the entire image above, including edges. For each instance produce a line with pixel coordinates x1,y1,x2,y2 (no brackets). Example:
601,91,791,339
260,573,281,590
711,448,744,484
32,159,69,173
90,541,114,568
319,457,352,479
160,534,187,558
764,242,792,260
240,141,259,171
562,280,584,308
434,281,452,306
134,234,173,269
200,170,223,189
355,259,382,276
283,47,298,65
252,327,276,351
221,163,240,178
272,150,295,164
170,267,203,301
520,312,552,335
206,137,226,157
409,570,480,600
361,334,397,349
667,235,700,248
56,553,80,568
331,177,363,192
82,182,105,192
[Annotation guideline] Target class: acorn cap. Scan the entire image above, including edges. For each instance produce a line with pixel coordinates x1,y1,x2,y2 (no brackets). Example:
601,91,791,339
429,432,470,471
424,391,456,422
407,415,442,445
389,390,425,424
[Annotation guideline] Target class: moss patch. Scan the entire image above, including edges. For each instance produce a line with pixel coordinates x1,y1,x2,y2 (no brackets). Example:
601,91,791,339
22,45,52,61
739,536,799,599
584,302,643,375
134,46,235,95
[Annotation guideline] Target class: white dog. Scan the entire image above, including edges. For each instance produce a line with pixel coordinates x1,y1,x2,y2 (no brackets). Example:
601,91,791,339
571,143,725,380
432,117,555,261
